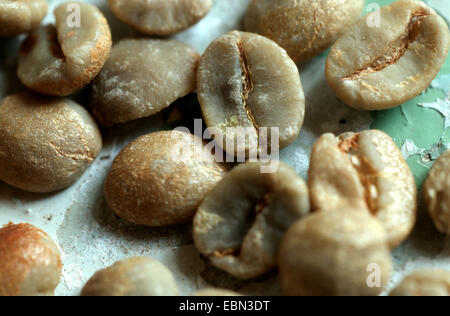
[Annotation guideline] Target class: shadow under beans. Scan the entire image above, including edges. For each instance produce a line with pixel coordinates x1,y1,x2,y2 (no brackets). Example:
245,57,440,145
0,178,71,205
93,197,193,247
394,194,447,263
98,93,204,155
199,257,280,295
56,169,193,254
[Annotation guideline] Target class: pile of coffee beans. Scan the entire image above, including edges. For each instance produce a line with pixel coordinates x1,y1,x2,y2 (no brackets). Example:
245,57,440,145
0,0,449,296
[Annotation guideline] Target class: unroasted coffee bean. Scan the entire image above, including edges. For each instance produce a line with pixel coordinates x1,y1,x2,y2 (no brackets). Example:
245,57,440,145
244,0,364,63
0,93,102,193
0,0,48,37
193,162,310,280
108,0,212,35
82,257,178,296
198,31,305,156
105,131,226,227
92,39,199,125
18,2,112,96
278,209,391,296
0,223,62,296
390,270,450,296
423,150,450,234
326,0,450,110
308,130,417,248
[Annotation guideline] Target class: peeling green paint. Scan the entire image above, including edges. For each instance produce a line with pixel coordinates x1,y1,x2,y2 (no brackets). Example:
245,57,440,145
370,20,450,187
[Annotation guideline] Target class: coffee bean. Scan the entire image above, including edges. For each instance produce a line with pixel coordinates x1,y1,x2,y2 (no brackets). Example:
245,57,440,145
390,270,450,296
104,131,226,227
91,39,199,125
326,0,450,110
308,130,417,248
0,223,62,296
0,93,102,193
107,0,212,35
17,2,112,96
278,209,391,296
192,288,242,296
197,31,305,156
423,150,450,234
244,0,364,63
193,161,310,280
82,257,179,296
0,0,47,37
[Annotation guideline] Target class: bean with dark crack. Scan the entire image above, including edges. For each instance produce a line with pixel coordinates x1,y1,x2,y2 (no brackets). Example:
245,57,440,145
308,130,417,248
193,161,310,280
326,0,450,110
197,31,305,156
17,1,112,96
0,93,102,193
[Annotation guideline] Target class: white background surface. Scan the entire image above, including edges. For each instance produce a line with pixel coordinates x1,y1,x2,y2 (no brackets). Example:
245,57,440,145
0,0,449,296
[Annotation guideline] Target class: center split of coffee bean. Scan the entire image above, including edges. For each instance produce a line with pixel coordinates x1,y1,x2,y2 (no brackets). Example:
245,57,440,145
343,9,430,81
211,191,276,259
236,39,259,139
47,27,66,60
338,135,379,214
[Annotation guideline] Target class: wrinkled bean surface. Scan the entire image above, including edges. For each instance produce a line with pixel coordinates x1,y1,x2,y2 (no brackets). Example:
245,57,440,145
92,39,199,125
0,93,102,193
198,31,305,156
18,1,112,96
244,0,364,63
326,0,450,110
193,161,310,280
308,130,417,248
108,0,212,35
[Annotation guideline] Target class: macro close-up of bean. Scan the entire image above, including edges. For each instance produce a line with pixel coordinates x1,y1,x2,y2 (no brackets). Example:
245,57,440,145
0,0,450,302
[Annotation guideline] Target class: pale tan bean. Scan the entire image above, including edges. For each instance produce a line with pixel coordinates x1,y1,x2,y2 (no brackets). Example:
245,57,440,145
326,0,450,110
193,161,310,280
423,150,450,234
0,93,102,193
278,209,391,296
0,223,62,296
308,130,417,248
18,2,112,96
390,270,450,296
82,257,179,296
105,131,226,227
244,0,364,63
